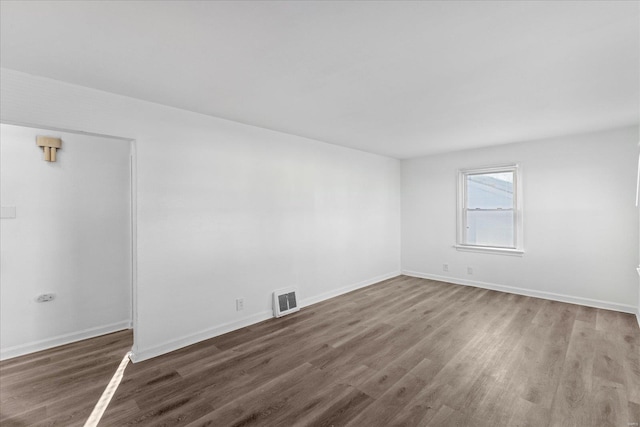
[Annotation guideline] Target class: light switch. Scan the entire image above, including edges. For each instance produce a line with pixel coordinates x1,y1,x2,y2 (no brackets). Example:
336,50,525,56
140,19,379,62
0,206,16,219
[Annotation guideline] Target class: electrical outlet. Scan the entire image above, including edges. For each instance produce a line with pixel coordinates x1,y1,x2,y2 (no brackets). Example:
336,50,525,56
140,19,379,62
467,267,473,275
443,264,449,272
236,298,244,311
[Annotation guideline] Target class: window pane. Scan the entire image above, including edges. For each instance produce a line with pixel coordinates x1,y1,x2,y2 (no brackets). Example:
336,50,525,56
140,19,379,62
466,210,514,247
467,172,513,209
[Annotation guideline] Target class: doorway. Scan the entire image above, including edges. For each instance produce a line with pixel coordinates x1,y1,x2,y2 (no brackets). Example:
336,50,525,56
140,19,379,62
0,123,135,359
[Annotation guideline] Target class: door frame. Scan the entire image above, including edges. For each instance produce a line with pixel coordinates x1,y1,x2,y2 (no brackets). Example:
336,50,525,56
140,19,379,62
0,120,138,357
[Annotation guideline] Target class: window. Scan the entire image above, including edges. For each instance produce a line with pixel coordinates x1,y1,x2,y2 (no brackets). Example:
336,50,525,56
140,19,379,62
457,165,523,254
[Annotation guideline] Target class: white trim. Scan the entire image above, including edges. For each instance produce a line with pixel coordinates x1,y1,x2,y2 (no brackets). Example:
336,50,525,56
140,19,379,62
454,245,524,256
0,320,132,361
130,270,401,363
129,140,139,359
0,119,132,142
402,270,636,314
299,271,401,307
637,266,640,329
457,164,524,253
458,164,520,175
635,149,639,207
130,310,273,363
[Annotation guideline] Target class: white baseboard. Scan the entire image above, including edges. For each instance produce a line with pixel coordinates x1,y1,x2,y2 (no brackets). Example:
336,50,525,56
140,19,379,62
402,270,637,315
130,310,274,363
131,270,402,363
636,309,640,329
300,271,402,308
0,320,132,361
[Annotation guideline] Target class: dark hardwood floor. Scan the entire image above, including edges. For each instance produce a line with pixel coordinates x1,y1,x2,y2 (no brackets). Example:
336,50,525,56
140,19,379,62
1,275,639,426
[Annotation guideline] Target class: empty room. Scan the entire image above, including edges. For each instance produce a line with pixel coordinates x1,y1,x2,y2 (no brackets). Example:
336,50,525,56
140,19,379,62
0,1,638,426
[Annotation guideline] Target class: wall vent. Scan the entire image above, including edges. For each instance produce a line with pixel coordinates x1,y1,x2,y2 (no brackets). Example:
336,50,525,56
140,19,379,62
273,287,299,318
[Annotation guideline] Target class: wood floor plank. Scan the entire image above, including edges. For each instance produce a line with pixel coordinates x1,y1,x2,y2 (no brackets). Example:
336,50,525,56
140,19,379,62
183,362,330,426
301,386,374,427
0,330,132,424
506,395,550,427
2,276,639,426
547,319,595,427
346,372,426,426
615,313,640,408
387,398,442,427
587,375,628,427
356,363,408,399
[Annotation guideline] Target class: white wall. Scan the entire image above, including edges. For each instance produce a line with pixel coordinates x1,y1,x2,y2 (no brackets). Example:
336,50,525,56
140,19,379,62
0,69,401,361
402,126,639,313
0,124,131,359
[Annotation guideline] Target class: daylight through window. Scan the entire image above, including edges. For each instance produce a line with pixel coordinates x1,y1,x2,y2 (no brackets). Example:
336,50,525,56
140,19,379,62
457,165,523,254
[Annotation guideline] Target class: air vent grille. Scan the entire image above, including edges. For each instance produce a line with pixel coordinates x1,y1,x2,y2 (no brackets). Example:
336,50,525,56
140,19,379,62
273,288,299,317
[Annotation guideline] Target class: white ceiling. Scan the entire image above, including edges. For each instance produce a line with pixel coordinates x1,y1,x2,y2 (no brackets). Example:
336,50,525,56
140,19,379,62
1,1,638,159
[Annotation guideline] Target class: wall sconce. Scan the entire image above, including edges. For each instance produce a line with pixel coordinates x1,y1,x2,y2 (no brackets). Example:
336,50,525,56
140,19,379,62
36,136,62,162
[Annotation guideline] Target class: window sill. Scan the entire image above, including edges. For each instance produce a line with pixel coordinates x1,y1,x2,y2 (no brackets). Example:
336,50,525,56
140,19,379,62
454,245,524,256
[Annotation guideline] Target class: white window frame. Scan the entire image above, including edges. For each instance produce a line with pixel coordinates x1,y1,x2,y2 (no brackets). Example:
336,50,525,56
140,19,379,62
456,164,524,255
